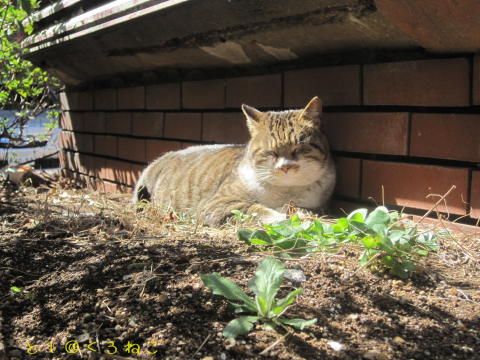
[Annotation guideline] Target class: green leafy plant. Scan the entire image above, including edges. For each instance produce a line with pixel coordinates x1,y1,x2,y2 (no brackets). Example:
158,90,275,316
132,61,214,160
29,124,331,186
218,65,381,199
200,257,316,338
347,207,439,278
10,285,35,300
238,215,345,258
238,207,439,279
1,0,60,150
230,209,257,224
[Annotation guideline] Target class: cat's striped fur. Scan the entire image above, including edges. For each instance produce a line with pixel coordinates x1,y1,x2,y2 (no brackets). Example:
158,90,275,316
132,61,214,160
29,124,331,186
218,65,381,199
133,97,336,226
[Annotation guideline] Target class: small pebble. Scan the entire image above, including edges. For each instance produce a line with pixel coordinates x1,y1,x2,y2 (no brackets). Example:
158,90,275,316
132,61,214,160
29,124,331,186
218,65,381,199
284,269,306,283
393,336,406,344
327,340,345,351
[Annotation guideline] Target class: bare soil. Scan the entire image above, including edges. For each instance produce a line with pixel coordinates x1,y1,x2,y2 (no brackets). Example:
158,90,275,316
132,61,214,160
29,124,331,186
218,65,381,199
0,183,479,360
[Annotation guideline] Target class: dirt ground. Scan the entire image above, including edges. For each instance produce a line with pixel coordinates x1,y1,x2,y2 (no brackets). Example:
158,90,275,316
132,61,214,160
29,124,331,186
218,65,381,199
0,182,479,360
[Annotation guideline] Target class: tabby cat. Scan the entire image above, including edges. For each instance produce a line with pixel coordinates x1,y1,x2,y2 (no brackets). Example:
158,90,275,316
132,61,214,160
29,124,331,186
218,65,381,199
133,96,336,226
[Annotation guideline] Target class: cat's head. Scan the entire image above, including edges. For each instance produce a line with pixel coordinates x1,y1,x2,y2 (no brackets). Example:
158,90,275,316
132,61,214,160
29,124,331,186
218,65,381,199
241,96,330,187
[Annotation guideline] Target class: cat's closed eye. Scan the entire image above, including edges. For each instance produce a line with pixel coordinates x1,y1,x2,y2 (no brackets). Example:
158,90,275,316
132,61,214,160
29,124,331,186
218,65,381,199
265,151,278,158
292,146,311,157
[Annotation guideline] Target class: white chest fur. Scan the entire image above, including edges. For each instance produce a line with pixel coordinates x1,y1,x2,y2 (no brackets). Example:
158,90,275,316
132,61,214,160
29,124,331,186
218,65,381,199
237,161,335,210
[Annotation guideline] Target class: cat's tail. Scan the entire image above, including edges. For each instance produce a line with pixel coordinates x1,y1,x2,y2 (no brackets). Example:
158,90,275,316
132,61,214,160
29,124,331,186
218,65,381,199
132,171,151,204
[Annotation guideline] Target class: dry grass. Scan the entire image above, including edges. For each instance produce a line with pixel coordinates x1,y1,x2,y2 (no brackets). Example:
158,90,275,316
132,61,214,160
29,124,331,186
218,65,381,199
2,181,478,281
1,180,479,359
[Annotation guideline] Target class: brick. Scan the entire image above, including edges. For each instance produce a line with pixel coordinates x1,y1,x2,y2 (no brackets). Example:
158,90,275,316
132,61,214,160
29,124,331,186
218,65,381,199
410,113,480,162
79,174,89,187
202,112,249,144
67,152,77,171
146,83,181,110
94,88,117,110
106,112,132,135
181,142,204,149
99,180,122,193
83,112,106,133
94,135,117,157
471,171,480,218
226,74,281,108
146,139,181,161
60,112,83,131
130,164,145,185
473,55,480,106
74,152,92,174
334,157,361,198
59,91,93,111
284,65,361,107
77,154,94,175
164,113,202,141
183,79,225,109
118,137,146,162
59,131,73,149
362,160,468,215
132,112,163,137
364,58,470,106
323,112,409,155
118,86,145,110
66,151,76,171
105,159,132,184
60,150,74,170
90,156,106,178
72,152,81,173
59,150,67,168
73,133,94,153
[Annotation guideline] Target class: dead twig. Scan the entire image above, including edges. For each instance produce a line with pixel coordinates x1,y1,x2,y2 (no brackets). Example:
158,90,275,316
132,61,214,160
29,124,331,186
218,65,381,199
418,185,456,225
259,332,290,356
192,333,210,357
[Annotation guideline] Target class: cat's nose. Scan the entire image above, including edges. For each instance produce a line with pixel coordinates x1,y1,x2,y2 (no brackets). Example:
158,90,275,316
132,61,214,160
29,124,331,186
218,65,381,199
279,164,295,173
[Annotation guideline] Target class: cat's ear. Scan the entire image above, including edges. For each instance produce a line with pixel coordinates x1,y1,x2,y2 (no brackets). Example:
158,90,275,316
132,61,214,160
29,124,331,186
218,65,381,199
300,96,322,124
242,104,263,133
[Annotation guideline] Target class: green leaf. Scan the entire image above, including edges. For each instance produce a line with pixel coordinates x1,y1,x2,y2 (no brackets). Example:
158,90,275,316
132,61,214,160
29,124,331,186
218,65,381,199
229,302,253,314
365,206,390,227
415,249,429,256
416,232,439,251
223,316,259,338
263,322,277,331
372,223,387,235
200,273,256,312
388,210,400,223
332,217,349,233
362,235,381,249
389,230,410,246
274,236,307,251
247,257,285,313
237,229,253,243
256,296,269,316
347,208,368,222
250,238,272,246
348,220,373,236
250,230,273,245
10,286,23,293
272,288,303,315
279,318,317,330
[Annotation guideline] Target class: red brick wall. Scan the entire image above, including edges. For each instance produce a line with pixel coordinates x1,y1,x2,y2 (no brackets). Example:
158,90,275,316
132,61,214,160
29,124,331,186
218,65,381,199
59,56,480,220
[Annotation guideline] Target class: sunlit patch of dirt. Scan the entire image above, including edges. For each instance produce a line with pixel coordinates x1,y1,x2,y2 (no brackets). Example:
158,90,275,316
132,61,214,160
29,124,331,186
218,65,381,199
0,183,478,359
